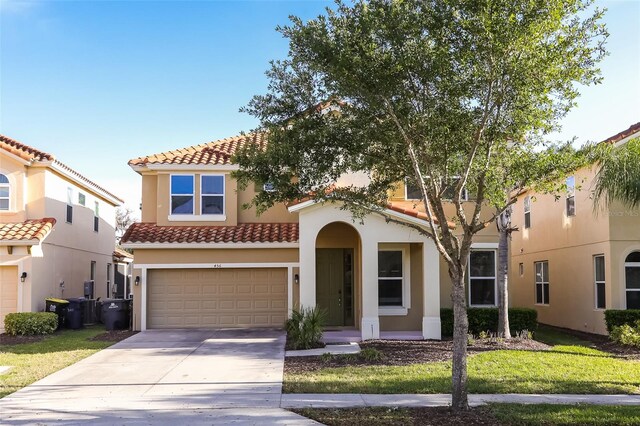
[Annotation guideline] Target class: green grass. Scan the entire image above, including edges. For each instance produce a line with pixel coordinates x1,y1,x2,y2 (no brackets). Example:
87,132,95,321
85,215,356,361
490,403,640,425
0,326,114,398
285,333,640,394
534,325,592,347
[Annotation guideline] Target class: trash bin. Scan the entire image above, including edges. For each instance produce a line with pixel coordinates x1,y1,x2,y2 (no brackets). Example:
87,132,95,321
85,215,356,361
65,298,84,329
101,299,130,330
45,298,69,330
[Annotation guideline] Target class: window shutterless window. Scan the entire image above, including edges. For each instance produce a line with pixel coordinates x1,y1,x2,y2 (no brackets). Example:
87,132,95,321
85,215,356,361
468,250,497,306
0,173,9,210
90,261,96,281
170,175,194,214
94,201,99,232
594,255,605,309
625,251,640,309
78,193,86,206
106,263,112,298
524,196,531,229
378,250,404,307
566,176,576,217
201,175,225,215
535,261,549,305
66,187,73,223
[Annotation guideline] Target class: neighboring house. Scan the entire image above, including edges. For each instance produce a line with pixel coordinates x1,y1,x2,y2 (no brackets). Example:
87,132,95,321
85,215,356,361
112,247,134,299
0,135,123,330
510,123,640,335
122,133,499,340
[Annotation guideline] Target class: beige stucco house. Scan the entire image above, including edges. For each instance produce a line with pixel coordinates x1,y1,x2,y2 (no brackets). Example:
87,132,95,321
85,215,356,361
0,135,123,330
510,122,640,335
122,133,500,340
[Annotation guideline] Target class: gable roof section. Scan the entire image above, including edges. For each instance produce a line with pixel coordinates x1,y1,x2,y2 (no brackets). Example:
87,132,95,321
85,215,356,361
128,132,266,168
0,218,56,245
121,222,299,247
0,135,54,162
603,122,640,145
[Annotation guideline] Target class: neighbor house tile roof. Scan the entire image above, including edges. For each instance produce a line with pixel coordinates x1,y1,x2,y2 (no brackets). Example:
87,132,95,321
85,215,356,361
128,133,267,167
121,222,299,244
0,135,54,162
0,218,56,243
603,122,640,144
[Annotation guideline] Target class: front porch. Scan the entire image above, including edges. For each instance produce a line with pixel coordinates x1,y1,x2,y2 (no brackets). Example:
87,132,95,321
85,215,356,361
289,201,442,341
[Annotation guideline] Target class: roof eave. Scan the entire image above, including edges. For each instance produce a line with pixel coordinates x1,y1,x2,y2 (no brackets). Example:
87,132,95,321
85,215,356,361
121,241,299,249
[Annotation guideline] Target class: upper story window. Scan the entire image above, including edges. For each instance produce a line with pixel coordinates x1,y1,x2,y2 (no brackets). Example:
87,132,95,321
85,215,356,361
170,175,195,215
78,193,86,206
263,182,276,192
0,174,9,211
566,176,576,217
524,196,531,229
66,187,73,223
94,201,100,232
468,250,497,306
201,175,225,215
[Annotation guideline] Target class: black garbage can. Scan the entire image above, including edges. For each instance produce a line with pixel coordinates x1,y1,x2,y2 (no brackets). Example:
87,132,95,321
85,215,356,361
65,298,84,329
101,299,130,330
45,298,69,330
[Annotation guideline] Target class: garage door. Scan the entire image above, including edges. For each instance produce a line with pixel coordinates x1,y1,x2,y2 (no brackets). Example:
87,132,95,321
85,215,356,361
147,268,287,328
0,266,18,331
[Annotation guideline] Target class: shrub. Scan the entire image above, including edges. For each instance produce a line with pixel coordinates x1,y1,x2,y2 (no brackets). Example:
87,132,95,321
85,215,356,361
605,310,640,333
610,320,640,348
359,347,383,362
4,312,58,336
285,306,326,350
440,307,537,337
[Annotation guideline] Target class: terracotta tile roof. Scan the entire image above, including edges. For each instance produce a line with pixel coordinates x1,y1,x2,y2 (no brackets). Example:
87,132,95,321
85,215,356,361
0,218,56,243
128,133,267,167
603,122,640,144
0,134,54,162
121,222,299,244
113,247,133,261
53,160,124,204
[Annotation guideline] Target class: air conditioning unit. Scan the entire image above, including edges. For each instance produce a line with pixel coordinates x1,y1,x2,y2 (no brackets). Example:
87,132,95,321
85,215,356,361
82,299,97,325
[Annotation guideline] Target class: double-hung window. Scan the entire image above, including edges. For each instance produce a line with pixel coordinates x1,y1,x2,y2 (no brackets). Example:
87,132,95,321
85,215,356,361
170,175,194,215
535,261,550,305
78,193,86,206
378,249,405,310
524,196,531,229
94,202,100,232
594,255,605,309
66,187,73,223
0,174,9,210
566,176,576,216
468,250,497,306
201,175,225,215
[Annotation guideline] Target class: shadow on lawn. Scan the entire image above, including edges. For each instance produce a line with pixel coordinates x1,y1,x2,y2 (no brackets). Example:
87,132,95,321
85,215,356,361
0,327,113,355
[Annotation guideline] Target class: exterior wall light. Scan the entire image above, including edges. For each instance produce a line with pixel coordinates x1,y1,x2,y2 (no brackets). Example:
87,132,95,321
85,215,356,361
294,274,299,284
20,272,27,282
135,276,141,286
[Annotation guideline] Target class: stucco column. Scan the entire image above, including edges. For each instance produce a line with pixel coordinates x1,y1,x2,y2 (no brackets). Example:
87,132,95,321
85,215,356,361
360,234,380,340
298,212,317,310
422,240,442,340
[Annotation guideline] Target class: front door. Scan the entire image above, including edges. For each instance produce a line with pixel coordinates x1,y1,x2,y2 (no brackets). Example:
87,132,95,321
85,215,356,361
316,248,354,326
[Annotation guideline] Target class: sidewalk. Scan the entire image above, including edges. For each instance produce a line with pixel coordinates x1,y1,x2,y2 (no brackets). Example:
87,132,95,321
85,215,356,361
281,393,640,408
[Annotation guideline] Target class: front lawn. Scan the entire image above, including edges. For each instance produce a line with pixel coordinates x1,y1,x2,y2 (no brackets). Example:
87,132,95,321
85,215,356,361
0,326,124,398
295,404,640,426
284,329,640,394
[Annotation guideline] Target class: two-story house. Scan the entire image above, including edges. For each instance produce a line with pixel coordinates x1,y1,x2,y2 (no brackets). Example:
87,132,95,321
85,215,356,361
0,135,123,330
510,122,640,335
122,133,500,340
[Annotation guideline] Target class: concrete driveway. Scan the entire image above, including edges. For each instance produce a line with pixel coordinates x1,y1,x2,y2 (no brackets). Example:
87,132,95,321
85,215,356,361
0,329,320,425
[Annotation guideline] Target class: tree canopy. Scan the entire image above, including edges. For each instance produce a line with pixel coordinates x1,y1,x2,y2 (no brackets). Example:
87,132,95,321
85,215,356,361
594,137,640,209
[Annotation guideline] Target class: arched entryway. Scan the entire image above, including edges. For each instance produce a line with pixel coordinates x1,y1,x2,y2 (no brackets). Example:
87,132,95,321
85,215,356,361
626,251,640,309
315,222,361,327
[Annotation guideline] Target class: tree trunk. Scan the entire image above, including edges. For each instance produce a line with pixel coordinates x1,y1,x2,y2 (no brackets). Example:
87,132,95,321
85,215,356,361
497,224,511,338
450,271,469,411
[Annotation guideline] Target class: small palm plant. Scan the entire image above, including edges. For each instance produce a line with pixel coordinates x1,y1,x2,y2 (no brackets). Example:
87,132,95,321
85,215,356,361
285,306,327,350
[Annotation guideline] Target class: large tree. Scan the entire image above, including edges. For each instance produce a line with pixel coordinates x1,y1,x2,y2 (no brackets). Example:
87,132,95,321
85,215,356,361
594,137,640,209
234,0,606,410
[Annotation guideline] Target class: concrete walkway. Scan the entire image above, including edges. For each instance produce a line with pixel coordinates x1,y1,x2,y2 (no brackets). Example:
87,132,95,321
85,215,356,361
282,393,640,408
0,329,320,425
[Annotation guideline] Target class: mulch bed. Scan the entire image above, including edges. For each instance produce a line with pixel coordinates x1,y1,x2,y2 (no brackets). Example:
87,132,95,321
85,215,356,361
541,324,640,360
285,337,549,373
293,406,502,426
90,330,138,342
0,334,45,346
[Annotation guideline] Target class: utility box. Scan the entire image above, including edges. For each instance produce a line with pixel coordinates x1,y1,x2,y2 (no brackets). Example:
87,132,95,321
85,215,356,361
84,280,95,299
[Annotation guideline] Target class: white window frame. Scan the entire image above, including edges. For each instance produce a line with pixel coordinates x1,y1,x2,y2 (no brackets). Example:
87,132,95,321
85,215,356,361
168,174,195,218
78,192,86,206
0,173,10,211
263,182,276,192
535,261,550,305
66,187,73,224
625,252,640,309
378,244,411,316
594,254,605,310
94,201,100,232
468,249,497,307
524,196,531,229
566,176,576,217
199,174,226,220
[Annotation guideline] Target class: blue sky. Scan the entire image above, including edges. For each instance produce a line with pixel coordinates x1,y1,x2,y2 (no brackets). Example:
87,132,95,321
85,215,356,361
1,0,639,214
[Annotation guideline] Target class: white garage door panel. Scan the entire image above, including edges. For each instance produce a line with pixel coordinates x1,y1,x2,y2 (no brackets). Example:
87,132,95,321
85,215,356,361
0,266,18,331
147,268,287,329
